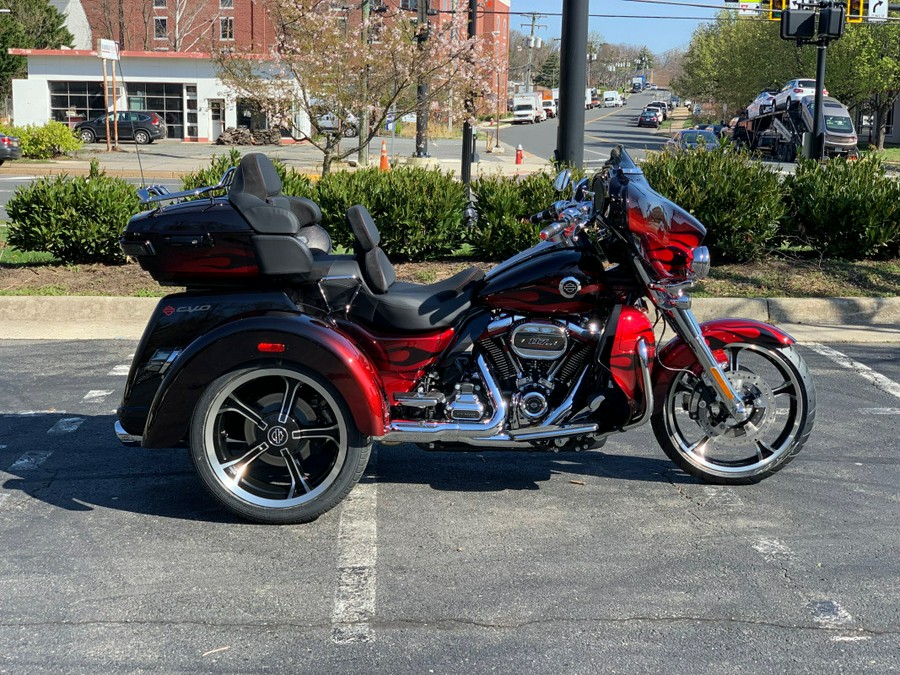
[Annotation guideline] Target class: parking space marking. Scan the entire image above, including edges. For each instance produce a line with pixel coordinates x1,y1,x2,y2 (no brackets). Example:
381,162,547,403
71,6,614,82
751,538,794,563
808,599,854,628
0,493,8,509
47,417,85,434
83,390,114,402
807,343,900,400
331,451,378,645
107,365,130,376
8,450,53,471
859,408,900,415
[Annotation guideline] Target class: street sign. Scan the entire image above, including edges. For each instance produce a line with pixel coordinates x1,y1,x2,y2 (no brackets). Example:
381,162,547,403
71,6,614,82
739,1,761,16
868,0,888,22
97,39,119,61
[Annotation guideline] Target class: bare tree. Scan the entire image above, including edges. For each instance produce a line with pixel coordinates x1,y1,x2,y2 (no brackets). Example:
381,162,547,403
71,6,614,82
214,0,492,175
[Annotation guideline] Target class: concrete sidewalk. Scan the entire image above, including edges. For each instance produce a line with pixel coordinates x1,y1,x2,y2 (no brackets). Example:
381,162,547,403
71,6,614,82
1,295,898,342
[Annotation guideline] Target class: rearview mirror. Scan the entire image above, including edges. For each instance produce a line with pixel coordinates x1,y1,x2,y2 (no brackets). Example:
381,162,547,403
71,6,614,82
553,169,572,193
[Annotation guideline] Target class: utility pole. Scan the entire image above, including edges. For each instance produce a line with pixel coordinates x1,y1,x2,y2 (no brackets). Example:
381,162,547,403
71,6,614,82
415,0,430,158
358,0,370,167
521,13,547,93
556,0,588,169
461,0,477,184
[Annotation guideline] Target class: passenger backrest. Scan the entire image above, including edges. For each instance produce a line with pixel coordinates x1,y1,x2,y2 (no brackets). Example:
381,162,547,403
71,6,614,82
347,205,395,294
228,153,299,234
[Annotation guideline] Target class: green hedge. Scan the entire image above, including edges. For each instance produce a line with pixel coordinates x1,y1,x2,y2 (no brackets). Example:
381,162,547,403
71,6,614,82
640,144,787,262
0,121,82,159
784,156,900,259
6,161,139,264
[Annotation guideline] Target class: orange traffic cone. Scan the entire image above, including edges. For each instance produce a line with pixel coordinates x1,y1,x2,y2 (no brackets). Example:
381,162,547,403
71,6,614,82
379,139,390,171
515,144,524,165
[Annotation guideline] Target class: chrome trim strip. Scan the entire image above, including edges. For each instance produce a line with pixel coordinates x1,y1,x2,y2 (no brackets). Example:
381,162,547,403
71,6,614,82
508,423,599,441
622,338,653,431
114,421,142,447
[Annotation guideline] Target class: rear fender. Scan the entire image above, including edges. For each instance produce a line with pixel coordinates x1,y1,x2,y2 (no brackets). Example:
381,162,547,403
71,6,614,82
652,319,795,414
142,315,387,447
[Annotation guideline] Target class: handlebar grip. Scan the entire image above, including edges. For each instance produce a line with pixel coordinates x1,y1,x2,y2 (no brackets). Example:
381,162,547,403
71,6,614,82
539,222,565,241
529,205,558,224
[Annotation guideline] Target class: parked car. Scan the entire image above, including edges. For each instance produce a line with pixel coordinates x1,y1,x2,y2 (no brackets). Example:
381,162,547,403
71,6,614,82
747,90,778,119
774,78,828,110
637,109,661,128
316,112,359,137
590,96,602,108
649,100,669,120
798,95,858,156
0,132,22,165
75,111,167,144
541,100,557,118
667,128,719,150
644,105,665,123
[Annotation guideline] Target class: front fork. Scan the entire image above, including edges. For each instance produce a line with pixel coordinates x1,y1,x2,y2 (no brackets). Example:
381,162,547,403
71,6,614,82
660,303,748,419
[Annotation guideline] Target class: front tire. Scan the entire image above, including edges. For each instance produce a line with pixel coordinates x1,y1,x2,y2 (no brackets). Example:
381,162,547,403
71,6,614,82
652,344,815,485
134,129,151,145
190,366,371,524
79,128,96,143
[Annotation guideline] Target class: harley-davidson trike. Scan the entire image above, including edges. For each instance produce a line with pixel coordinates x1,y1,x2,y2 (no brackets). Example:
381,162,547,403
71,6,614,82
116,147,815,524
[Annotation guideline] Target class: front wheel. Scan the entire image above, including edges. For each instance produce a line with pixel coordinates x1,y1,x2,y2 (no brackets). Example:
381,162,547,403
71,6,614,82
652,343,815,485
134,129,151,145
190,366,371,524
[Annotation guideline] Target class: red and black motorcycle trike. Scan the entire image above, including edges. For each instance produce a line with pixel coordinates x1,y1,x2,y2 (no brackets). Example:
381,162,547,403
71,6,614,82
116,147,815,524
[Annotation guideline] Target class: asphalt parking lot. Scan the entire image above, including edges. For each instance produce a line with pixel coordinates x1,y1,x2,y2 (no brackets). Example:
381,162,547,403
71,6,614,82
1,338,899,673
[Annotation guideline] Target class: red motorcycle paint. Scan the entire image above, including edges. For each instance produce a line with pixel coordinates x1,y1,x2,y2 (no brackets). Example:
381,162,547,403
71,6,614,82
609,306,656,401
337,321,456,402
626,184,706,281
651,318,796,412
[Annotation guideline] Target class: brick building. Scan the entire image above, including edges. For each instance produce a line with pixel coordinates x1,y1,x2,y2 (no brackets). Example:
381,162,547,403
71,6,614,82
11,0,510,140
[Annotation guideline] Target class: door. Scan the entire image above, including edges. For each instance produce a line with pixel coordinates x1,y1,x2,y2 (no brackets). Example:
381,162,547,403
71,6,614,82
209,100,225,140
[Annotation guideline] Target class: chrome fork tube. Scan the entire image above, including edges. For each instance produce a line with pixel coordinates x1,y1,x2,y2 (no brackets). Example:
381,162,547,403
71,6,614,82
662,305,747,419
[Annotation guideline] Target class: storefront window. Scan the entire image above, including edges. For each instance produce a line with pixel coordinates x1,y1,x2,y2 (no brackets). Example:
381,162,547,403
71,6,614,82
49,81,106,127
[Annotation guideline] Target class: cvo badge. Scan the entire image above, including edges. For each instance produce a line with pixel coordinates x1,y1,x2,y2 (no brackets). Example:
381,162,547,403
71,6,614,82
558,276,581,299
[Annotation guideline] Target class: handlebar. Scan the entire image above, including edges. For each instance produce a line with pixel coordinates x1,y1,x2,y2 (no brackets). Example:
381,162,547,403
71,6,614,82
529,205,558,224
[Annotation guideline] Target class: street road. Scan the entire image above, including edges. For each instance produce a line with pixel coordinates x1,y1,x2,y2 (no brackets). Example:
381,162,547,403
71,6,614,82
0,338,898,672
502,90,673,165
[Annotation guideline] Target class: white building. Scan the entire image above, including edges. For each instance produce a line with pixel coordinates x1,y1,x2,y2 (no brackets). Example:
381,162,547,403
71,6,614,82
10,48,310,142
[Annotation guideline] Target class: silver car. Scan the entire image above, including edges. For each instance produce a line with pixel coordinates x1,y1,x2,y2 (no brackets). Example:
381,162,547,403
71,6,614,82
747,90,777,119
799,95,858,155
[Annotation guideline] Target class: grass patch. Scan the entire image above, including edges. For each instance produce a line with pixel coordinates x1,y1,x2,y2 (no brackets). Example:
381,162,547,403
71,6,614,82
0,224,57,265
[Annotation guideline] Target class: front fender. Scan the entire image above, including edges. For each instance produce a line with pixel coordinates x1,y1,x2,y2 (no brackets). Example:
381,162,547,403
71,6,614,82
142,315,387,447
651,318,795,414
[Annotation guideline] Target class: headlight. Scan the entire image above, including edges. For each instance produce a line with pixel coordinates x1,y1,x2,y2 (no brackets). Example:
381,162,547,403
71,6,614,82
691,246,711,279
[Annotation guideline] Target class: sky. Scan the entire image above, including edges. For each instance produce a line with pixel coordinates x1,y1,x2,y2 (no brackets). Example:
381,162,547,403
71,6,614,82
508,0,720,55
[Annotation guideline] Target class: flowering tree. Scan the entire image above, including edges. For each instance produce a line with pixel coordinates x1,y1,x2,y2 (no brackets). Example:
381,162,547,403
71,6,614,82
214,0,492,175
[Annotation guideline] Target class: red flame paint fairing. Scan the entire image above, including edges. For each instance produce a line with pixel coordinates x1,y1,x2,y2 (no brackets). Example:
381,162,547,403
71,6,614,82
610,306,656,402
337,320,456,401
626,182,706,281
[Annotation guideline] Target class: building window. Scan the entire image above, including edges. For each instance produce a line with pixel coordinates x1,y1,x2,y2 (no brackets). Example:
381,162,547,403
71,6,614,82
401,0,417,9
154,17,167,39
49,81,106,126
153,0,166,7
220,16,234,40
219,0,233,7
126,82,185,138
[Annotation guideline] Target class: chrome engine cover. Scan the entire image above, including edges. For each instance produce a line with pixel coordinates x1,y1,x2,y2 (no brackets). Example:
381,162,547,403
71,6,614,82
510,321,568,361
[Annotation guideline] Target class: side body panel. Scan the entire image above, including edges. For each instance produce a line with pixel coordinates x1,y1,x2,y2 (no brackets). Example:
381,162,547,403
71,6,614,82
609,305,656,401
135,315,387,447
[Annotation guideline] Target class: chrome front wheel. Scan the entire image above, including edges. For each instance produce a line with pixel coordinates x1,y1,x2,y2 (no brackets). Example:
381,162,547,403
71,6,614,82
652,344,815,484
190,366,371,524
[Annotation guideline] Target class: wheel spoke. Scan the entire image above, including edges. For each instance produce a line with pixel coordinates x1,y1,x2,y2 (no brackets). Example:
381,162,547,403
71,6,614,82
728,348,741,372
772,379,795,397
755,439,776,461
291,423,340,445
281,448,312,499
278,378,303,425
687,435,710,457
221,441,271,476
222,394,268,430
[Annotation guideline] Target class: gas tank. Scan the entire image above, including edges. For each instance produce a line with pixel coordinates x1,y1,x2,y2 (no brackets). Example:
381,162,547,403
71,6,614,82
479,243,608,315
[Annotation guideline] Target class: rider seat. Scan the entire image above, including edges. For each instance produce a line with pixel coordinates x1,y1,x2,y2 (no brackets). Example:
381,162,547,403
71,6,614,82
346,205,484,331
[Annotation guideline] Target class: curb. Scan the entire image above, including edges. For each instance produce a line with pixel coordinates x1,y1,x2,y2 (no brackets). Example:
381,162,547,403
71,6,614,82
1,296,898,342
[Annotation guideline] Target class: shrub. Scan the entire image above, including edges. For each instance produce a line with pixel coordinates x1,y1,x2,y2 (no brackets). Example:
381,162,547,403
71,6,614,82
0,121,82,159
6,161,140,264
314,167,468,260
180,149,315,201
640,144,786,262
471,174,541,259
784,156,900,259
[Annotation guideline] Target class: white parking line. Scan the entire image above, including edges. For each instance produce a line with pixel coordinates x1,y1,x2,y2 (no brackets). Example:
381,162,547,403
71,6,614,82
107,365,130,376
806,343,900,400
47,417,85,434
752,538,794,563
859,408,900,415
331,451,378,645
83,390,114,402
8,450,53,471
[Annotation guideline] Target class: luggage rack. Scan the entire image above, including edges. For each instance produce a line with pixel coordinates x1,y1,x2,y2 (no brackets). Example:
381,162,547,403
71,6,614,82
137,167,236,205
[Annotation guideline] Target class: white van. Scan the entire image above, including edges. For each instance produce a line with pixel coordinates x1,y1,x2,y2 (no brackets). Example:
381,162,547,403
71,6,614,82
603,91,622,108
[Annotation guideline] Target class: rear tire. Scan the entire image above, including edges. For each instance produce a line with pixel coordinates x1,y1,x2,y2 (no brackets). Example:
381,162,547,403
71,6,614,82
134,129,151,145
189,365,372,524
652,344,815,485
79,128,96,143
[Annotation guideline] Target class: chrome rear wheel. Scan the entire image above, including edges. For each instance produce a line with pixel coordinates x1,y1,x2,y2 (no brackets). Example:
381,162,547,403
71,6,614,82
652,344,815,484
190,366,370,523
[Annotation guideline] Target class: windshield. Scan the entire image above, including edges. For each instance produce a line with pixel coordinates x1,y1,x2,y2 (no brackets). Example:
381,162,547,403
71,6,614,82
514,104,533,111
825,115,853,133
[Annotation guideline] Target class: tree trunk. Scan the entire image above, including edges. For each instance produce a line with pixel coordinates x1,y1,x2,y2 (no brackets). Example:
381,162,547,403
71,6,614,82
875,100,892,151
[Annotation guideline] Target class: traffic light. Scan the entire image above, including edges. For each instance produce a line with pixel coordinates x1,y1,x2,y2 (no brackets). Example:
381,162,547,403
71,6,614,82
846,0,864,22
769,0,787,21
